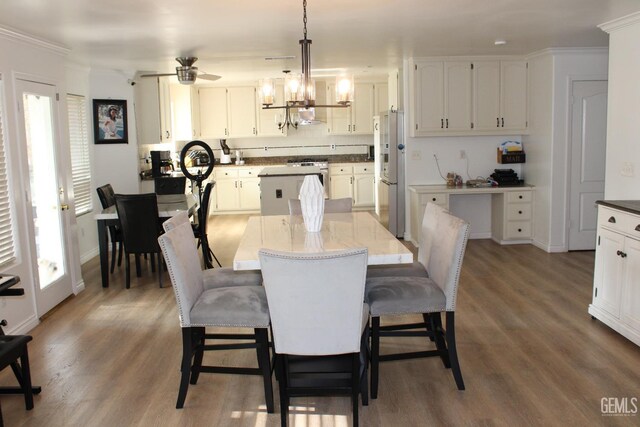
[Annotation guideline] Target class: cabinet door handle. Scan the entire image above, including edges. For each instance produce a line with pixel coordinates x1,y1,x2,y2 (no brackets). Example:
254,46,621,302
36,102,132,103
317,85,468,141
441,119,444,129
353,125,356,132
501,118,504,128
253,127,256,134
636,224,640,232
235,181,238,188
497,118,500,127
432,197,436,201
518,228,522,232
446,118,449,129
375,123,379,131
240,181,243,188
617,250,627,258
350,176,353,184
608,216,616,223
519,195,523,199
518,210,523,214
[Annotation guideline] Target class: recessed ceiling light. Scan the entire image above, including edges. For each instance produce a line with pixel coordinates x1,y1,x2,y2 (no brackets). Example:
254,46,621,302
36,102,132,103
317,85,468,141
494,39,507,46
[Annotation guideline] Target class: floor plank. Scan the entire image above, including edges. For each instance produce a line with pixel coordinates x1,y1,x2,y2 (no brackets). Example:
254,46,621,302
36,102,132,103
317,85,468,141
1,215,639,426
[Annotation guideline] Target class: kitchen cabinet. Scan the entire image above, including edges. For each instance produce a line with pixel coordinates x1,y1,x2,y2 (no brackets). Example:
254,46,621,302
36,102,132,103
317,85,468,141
257,84,286,136
326,83,380,135
473,60,528,131
412,60,472,134
374,83,388,116
211,166,262,213
329,163,374,208
589,205,640,346
134,75,173,144
196,86,257,139
169,83,195,141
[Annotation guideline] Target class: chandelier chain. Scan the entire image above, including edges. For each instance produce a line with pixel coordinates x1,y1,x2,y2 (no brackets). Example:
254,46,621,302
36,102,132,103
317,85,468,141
303,0,308,39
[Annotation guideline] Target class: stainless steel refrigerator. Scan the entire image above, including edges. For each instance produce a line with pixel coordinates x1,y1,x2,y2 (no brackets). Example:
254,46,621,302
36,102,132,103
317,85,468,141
375,111,405,238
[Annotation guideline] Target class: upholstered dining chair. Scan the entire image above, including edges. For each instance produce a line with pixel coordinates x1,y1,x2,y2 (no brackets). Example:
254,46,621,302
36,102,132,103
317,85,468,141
365,207,470,397
162,212,263,289
154,176,187,195
115,193,164,288
159,222,274,411
287,197,353,215
96,184,123,274
366,202,448,279
259,248,369,427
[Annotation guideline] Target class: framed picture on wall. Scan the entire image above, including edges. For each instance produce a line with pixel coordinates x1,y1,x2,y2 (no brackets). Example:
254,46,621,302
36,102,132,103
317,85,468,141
93,99,128,144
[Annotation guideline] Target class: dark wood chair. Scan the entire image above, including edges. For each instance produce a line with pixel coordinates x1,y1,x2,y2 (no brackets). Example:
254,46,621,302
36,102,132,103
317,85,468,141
154,176,187,195
96,184,123,273
0,335,35,425
114,193,164,288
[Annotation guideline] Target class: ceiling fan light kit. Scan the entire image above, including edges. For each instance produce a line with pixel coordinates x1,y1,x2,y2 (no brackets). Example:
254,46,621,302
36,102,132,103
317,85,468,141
140,57,221,85
260,0,353,130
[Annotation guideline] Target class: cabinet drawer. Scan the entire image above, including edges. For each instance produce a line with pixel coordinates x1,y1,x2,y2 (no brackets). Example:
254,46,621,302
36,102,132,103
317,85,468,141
505,221,532,239
506,204,531,220
215,169,238,179
329,165,353,175
353,164,373,175
238,168,261,178
419,193,448,206
506,191,532,203
598,206,640,237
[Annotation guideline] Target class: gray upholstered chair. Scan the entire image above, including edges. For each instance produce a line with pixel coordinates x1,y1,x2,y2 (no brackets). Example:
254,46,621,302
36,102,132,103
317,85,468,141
366,202,447,279
162,212,263,288
365,207,470,397
158,222,274,411
259,248,369,427
288,197,353,215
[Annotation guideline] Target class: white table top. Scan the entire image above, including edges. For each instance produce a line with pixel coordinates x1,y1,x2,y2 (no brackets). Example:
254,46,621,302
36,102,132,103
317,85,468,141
94,194,198,220
233,212,413,270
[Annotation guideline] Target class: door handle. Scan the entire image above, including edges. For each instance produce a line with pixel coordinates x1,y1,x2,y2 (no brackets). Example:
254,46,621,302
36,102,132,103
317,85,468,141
60,204,70,211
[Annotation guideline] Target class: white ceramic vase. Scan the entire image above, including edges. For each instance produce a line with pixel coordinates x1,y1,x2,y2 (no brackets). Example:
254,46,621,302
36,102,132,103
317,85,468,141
299,175,325,232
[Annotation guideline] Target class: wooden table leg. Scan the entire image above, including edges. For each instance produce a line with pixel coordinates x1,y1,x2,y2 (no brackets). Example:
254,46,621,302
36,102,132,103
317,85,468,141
97,220,109,288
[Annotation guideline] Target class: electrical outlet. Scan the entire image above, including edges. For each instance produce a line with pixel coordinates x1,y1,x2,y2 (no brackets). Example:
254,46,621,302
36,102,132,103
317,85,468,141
330,144,336,151
460,150,466,159
264,146,268,151
621,162,635,177
411,150,422,160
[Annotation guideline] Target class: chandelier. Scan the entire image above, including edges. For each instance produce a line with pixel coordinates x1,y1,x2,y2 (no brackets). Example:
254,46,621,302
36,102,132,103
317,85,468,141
259,0,354,130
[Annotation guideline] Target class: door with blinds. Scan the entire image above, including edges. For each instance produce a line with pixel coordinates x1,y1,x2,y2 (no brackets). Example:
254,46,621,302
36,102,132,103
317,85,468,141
15,79,73,316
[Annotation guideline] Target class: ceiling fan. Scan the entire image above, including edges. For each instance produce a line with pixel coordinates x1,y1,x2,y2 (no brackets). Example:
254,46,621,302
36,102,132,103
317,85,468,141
140,57,221,85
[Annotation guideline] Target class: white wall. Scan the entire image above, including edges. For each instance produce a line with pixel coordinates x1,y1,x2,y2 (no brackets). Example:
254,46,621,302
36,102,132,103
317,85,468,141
600,13,640,198
523,49,608,252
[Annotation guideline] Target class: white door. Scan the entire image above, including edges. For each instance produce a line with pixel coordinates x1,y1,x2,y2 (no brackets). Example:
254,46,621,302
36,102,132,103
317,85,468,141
569,80,608,250
15,79,73,316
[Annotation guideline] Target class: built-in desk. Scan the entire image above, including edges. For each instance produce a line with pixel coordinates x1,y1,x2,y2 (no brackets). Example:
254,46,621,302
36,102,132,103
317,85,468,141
408,184,535,246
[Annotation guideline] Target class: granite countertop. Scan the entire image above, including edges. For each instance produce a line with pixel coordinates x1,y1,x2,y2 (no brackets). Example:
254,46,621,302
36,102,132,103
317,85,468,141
214,154,373,167
139,170,184,181
258,166,321,178
596,200,640,216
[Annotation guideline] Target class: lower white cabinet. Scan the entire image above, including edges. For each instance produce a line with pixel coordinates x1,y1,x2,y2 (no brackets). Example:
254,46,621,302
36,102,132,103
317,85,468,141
211,167,262,213
589,205,640,346
328,163,374,208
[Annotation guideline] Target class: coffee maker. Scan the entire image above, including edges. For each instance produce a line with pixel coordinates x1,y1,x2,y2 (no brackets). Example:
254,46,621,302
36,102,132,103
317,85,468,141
150,150,173,177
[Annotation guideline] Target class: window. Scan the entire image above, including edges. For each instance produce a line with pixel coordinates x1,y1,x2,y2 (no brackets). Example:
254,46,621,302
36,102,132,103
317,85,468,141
66,94,92,216
0,78,16,267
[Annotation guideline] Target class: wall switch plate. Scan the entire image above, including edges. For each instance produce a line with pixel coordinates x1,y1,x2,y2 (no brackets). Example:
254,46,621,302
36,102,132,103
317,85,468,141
411,150,422,160
330,144,336,151
276,189,282,198
460,150,466,159
621,162,635,177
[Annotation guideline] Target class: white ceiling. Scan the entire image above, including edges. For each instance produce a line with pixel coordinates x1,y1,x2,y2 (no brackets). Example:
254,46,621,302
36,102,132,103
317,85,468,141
0,0,638,82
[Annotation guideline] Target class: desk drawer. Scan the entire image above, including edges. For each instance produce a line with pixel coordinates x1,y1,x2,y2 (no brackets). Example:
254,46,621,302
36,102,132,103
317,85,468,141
419,193,448,207
598,206,640,237
505,221,532,239
506,204,532,221
215,169,238,179
507,191,532,203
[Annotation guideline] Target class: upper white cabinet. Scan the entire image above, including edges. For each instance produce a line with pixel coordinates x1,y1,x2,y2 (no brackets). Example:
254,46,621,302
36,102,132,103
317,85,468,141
374,83,389,116
168,83,195,141
473,60,528,131
197,86,257,139
257,84,286,137
410,57,528,136
327,82,382,135
134,76,173,144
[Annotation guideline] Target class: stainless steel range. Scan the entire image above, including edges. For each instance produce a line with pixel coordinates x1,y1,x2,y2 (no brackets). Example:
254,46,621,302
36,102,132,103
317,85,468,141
287,158,329,196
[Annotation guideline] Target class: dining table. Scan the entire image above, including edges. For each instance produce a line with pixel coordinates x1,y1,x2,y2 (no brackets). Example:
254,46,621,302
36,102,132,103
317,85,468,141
233,212,413,271
94,193,198,287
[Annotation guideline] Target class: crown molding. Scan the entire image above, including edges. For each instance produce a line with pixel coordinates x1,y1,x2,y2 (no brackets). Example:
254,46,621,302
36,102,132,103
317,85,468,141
599,11,640,34
0,26,69,55
526,47,608,60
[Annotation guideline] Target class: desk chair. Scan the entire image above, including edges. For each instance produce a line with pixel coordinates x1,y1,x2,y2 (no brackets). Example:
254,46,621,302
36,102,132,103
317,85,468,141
159,222,273,411
259,248,369,427
96,184,123,273
365,207,470,397
154,176,187,195
115,193,164,288
162,212,262,289
287,197,353,215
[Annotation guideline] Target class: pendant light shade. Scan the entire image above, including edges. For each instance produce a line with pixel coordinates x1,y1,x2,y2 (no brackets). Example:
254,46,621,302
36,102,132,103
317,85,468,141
336,75,355,104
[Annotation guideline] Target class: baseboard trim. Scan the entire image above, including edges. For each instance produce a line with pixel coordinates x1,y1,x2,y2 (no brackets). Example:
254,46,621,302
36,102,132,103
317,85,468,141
5,314,40,335
470,232,492,240
532,239,566,253
74,279,85,295
80,247,99,265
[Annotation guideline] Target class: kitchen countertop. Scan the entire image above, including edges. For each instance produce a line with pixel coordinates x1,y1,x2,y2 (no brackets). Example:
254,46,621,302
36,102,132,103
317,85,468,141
214,154,373,166
258,166,322,178
596,200,640,216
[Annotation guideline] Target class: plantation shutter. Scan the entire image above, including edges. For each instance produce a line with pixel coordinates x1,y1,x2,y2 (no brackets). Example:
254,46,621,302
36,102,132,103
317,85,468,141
0,79,16,267
66,94,92,216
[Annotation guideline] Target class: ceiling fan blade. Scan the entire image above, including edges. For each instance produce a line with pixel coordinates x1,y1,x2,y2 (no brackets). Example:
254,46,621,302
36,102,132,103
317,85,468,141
197,74,222,82
140,73,177,78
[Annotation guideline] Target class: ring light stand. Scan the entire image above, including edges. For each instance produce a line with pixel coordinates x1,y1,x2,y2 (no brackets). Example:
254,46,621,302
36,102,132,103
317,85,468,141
179,141,219,268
